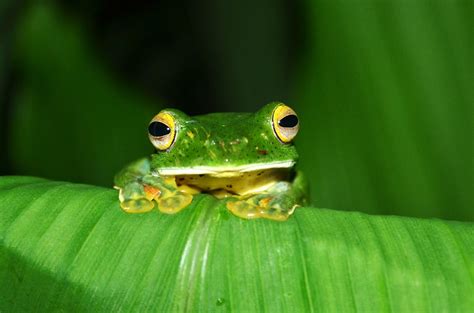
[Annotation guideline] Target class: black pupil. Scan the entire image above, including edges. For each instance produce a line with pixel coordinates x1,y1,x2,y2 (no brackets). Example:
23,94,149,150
278,114,298,128
148,121,171,137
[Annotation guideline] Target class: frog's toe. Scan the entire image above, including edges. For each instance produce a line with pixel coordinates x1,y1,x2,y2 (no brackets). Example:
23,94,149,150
120,198,155,213
157,191,193,214
259,201,297,221
118,184,155,213
226,200,261,219
226,197,294,221
260,196,297,221
259,207,291,221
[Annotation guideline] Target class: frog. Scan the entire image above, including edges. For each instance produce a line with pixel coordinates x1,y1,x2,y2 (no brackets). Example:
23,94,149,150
114,102,308,221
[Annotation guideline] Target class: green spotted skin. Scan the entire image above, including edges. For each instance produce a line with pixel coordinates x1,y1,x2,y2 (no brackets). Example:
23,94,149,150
150,103,298,170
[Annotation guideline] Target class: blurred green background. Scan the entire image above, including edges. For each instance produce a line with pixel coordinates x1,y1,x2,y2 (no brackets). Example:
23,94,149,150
0,0,472,221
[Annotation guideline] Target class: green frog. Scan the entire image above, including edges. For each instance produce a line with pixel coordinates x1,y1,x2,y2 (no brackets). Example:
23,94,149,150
114,102,308,221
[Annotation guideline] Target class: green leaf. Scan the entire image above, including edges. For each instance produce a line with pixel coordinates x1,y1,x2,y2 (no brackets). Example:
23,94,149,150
294,0,474,220
1,176,473,312
10,4,157,186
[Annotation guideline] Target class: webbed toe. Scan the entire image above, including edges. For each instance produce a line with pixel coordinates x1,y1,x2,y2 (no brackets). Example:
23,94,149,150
120,198,155,213
226,200,261,219
226,196,294,221
157,191,193,214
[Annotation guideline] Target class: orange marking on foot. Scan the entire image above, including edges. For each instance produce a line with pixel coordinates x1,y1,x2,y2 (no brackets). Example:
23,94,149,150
258,197,273,207
144,185,161,200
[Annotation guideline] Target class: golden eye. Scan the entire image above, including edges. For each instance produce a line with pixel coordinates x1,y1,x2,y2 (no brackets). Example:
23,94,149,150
272,104,299,143
148,111,176,150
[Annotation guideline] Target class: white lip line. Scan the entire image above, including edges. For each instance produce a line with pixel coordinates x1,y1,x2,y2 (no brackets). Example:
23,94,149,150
155,160,295,175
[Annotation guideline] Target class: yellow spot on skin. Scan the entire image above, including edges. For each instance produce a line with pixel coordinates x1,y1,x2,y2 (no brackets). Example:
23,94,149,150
219,141,228,152
187,131,195,139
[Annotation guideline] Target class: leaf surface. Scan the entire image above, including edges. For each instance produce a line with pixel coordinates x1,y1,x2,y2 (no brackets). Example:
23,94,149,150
0,176,473,312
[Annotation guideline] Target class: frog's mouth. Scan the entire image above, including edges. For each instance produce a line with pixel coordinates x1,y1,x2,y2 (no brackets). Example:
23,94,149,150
155,160,295,177
154,160,295,197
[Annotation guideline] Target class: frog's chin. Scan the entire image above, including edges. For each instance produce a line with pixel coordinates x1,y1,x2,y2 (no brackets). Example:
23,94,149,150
155,160,295,177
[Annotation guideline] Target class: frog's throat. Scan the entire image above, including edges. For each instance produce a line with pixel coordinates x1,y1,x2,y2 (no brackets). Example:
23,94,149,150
154,160,295,177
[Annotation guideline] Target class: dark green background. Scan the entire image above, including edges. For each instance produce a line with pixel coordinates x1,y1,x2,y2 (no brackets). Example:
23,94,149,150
1,1,472,221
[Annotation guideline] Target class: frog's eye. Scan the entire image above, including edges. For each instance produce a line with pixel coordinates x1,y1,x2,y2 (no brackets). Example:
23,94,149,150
272,104,299,143
148,112,176,150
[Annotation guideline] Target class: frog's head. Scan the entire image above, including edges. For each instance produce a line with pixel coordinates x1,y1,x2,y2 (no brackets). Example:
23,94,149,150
148,102,300,176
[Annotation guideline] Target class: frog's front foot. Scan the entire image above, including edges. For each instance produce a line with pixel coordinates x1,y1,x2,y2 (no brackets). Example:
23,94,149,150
226,194,298,221
118,182,193,214
118,182,157,213
156,190,193,214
